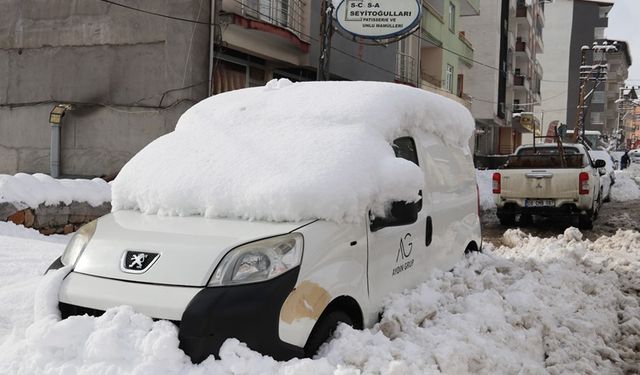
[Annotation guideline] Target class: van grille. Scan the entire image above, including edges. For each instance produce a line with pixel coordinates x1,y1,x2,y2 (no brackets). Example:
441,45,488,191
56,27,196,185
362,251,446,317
59,302,180,326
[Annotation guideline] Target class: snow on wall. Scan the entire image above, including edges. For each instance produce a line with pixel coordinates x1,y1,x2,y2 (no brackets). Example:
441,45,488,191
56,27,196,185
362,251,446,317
112,80,474,223
0,173,111,208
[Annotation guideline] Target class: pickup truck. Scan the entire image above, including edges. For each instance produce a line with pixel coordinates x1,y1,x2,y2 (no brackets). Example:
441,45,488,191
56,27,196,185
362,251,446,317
493,143,606,229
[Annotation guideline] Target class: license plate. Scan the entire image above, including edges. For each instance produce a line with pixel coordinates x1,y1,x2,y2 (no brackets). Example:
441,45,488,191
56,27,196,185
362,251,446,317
525,199,555,207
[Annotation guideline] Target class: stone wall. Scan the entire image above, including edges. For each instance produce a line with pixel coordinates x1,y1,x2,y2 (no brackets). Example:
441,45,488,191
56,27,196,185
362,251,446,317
0,201,111,235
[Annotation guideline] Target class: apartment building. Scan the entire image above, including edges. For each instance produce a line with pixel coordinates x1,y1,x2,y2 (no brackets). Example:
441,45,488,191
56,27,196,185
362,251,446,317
588,39,632,137
460,0,545,156
537,0,618,138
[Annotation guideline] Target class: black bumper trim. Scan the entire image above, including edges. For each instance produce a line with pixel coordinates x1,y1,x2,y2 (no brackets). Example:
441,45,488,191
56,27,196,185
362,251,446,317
45,257,64,274
179,267,304,362
58,267,304,363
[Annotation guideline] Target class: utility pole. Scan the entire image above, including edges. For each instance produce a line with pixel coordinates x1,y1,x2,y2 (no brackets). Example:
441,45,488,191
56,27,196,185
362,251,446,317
317,0,335,81
573,42,613,144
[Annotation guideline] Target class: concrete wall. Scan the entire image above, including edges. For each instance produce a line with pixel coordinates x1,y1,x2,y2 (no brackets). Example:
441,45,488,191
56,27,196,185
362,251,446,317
538,0,574,134
0,0,210,176
459,0,502,121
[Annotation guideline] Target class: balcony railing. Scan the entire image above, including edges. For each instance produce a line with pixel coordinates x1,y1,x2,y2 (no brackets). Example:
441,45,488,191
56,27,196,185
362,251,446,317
239,0,308,42
396,52,417,85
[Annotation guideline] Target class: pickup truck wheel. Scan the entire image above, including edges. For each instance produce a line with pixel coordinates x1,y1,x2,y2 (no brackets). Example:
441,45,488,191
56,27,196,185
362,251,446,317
578,214,593,230
498,213,515,226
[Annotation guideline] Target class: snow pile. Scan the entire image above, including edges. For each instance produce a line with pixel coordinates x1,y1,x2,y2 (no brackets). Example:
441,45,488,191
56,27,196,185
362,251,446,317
611,164,640,202
475,169,496,210
0,173,111,208
112,80,474,223
0,221,68,244
1,228,638,374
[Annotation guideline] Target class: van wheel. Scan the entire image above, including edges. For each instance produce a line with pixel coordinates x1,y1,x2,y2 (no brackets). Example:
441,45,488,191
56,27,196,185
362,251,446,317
304,310,353,357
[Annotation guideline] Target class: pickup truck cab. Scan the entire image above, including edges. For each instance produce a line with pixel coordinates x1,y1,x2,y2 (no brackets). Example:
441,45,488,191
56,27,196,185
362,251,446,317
493,143,606,229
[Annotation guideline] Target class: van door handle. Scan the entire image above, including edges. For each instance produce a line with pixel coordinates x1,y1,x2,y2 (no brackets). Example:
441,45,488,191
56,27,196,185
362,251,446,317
425,216,433,246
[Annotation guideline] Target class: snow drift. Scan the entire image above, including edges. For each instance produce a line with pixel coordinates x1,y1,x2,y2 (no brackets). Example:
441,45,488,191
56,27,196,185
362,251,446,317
111,80,474,223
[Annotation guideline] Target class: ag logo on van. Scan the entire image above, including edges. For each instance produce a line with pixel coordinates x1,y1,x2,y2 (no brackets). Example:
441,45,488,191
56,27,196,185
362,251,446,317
120,250,160,274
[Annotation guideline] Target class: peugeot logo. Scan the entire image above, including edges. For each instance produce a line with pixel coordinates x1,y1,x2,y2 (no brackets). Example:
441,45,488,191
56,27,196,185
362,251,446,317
120,250,160,274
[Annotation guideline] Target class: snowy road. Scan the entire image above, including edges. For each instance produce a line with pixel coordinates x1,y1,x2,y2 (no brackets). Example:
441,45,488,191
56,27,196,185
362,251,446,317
0,219,638,374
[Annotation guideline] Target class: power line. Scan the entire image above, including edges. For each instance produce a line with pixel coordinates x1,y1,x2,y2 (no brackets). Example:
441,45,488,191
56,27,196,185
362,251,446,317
97,0,215,25
97,0,563,104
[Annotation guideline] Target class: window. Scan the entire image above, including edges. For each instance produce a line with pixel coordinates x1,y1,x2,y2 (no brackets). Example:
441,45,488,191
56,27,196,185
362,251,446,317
592,90,605,104
445,64,454,93
448,2,456,32
370,137,421,231
392,137,419,166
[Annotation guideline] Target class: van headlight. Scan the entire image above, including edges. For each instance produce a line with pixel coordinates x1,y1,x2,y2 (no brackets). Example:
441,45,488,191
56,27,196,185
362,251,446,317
208,233,303,286
60,220,97,267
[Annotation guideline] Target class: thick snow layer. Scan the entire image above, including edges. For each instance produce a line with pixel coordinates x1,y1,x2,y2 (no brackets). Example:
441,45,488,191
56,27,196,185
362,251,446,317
1,226,638,373
112,80,474,223
0,173,111,208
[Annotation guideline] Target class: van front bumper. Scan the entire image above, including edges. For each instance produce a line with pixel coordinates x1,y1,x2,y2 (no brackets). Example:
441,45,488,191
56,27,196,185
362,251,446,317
54,260,303,362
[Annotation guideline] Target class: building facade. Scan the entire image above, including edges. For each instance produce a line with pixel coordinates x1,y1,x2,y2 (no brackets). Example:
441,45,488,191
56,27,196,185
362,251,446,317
0,0,398,177
537,0,617,139
460,0,545,156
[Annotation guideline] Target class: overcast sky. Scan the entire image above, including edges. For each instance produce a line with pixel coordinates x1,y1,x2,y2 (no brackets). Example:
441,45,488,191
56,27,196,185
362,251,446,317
606,0,639,84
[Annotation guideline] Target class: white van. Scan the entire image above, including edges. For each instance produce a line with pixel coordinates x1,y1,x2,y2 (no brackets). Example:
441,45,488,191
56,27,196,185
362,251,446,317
48,81,481,362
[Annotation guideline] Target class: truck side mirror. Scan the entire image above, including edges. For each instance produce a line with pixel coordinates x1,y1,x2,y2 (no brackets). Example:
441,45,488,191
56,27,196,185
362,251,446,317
593,159,606,168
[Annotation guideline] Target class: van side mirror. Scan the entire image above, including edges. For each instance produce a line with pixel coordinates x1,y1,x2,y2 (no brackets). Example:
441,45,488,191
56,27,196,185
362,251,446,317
370,200,420,232
593,159,606,168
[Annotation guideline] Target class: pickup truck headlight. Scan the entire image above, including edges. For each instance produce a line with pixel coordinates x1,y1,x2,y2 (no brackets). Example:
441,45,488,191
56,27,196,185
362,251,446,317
60,220,97,267
208,233,303,287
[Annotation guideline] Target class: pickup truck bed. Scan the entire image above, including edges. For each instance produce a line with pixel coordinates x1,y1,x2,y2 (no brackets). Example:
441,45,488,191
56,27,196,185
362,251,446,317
493,143,605,229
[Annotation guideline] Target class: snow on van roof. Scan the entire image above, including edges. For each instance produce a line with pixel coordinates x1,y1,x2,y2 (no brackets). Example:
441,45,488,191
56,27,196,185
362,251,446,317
111,80,474,223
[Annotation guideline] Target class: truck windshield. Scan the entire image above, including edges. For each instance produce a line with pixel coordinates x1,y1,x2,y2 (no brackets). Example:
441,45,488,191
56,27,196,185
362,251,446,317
504,147,585,168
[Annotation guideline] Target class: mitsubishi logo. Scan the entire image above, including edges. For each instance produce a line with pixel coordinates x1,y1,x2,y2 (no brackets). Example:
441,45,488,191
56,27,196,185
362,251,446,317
121,250,160,274
536,181,543,189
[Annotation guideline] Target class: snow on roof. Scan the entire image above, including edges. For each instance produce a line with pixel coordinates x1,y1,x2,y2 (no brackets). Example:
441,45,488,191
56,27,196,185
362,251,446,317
111,80,474,223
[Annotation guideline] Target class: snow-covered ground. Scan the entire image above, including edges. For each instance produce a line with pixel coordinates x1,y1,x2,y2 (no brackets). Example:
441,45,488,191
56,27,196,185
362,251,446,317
476,163,640,211
0,220,638,373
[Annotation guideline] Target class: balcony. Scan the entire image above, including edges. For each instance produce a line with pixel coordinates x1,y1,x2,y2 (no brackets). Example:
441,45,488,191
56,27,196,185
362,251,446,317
396,52,417,85
458,31,474,67
460,0,480,16
516,4,533,28
515,39,530,59
514,74,530,91
229,0,309,43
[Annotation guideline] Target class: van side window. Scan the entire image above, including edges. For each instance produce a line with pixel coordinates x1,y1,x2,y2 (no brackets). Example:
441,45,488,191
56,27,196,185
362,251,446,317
370,137,422,232
392,137,419,166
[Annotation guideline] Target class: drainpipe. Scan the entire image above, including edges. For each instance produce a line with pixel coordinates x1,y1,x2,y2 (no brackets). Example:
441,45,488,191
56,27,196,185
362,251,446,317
50,123,61,178
48,104,71,178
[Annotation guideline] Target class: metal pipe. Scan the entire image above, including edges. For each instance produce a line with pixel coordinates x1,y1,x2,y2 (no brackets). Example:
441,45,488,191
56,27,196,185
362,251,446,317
50,123,61,178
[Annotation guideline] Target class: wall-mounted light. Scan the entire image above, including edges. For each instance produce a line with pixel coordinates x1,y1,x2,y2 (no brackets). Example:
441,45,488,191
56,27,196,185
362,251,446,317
49,104,73,125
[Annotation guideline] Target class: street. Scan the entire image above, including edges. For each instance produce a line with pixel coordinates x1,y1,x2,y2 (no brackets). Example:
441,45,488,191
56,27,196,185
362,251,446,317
482,198,640,246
